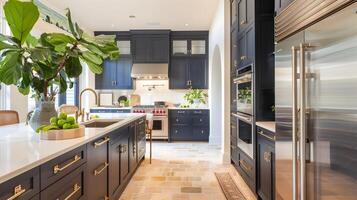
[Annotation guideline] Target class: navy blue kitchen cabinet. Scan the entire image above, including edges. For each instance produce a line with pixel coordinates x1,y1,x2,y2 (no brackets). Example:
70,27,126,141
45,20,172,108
168,109,210,142
189,57,208,89
169,31,209,89
169,57,208,89
257,126,275,200
131,30,170,63
169,58,189,89
95,57,133,90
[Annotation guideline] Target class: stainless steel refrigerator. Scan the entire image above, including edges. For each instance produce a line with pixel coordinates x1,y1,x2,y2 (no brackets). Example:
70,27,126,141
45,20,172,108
275,3,357,200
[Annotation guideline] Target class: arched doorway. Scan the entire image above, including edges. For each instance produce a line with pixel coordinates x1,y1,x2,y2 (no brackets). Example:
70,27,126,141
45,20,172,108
209,45,223,146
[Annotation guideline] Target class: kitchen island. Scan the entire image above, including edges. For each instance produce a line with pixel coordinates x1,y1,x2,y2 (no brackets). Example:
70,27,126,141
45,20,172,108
0,113,146,200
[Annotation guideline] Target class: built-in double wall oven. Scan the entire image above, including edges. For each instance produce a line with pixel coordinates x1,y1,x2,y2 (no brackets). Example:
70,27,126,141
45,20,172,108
232,65,254,159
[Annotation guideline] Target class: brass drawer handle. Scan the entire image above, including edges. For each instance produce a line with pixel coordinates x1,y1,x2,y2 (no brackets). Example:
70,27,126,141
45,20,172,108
7,185,26,200
240,20,246,25
58,183,81,200
264,152,271,162
258,130,275,141
240,56,246,60
94,137,110,148
239,160,252,172
120,145,127,153
54,155,81,174
94,162,109,176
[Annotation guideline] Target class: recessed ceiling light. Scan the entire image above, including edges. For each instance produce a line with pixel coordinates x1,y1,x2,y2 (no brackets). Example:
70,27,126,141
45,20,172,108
185,23,189,26
129,15,136,19
111,24,115,27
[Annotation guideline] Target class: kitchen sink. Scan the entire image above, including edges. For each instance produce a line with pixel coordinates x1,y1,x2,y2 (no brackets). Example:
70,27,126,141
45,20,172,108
83,120,122,128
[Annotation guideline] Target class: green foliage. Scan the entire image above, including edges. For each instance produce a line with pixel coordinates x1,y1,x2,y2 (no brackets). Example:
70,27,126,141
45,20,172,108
183,89,208,105
238,88,252,103
0,0,119,101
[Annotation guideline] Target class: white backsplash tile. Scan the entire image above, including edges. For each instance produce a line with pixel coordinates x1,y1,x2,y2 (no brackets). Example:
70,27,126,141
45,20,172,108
97,80,208,106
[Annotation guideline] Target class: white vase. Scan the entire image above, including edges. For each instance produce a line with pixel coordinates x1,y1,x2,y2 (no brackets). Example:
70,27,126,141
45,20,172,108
193,99,201,108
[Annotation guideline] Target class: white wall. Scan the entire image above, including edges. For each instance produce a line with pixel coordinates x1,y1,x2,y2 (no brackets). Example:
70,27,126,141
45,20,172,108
208,0,231,163
209,0,225,146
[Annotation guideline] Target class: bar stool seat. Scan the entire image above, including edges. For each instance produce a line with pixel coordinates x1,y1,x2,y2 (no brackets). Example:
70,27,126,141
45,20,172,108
0,110,19,126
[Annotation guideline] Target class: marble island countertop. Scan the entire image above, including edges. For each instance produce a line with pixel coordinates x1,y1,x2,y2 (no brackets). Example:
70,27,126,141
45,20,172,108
256,121,276,133
0,113,145,184
168,107,210,110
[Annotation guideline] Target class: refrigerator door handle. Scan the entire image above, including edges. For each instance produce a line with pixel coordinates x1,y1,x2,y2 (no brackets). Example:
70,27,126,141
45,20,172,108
299,43,310,200
291,45,299,200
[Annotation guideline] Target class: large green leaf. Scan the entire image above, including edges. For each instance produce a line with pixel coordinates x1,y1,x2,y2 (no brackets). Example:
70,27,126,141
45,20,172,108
4,0,39,45
65,57,82,78
59,74,67,93
65,9,79,39
80,57,103,74
82,51,102,65
41,33,75,53
25,34,38,47
79,41,105,57
0,51,21,84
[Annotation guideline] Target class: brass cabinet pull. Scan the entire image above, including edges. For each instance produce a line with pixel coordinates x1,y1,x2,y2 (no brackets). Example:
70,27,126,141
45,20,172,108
176,118,179,122
240,56,246,60
7,185,26,200
199,118,203,122
94,162,109,176
53,155,81,174
58,183,81,200
94,137,110,148
240,20,246,25
186,80,190,86
264,152,271,162
120,145,127,153
239,160,252,172
258,130,275,141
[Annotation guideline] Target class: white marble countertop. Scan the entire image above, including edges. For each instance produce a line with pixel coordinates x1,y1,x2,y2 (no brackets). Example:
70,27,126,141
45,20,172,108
90,106,132,109
0,113,145,184
168,107,210,110
256,121,276,133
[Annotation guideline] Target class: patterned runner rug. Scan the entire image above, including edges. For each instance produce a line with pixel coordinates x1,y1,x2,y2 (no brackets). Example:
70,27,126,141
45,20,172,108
215,172,246,200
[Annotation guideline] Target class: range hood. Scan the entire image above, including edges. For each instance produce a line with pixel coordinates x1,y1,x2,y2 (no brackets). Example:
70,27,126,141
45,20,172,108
131,63,169,80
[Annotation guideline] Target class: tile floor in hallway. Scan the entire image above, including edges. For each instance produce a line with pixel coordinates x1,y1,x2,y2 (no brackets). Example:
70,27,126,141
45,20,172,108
119,141,256,200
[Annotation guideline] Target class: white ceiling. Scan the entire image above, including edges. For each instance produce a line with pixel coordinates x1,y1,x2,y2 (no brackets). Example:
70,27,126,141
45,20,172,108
43,0,220,32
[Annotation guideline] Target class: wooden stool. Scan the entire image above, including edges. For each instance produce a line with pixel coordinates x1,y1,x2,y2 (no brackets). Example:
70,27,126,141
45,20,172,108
0,110,19,126
146,115,153,164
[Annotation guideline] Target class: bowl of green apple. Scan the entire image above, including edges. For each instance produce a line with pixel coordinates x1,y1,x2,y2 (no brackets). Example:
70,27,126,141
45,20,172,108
37,112,85,140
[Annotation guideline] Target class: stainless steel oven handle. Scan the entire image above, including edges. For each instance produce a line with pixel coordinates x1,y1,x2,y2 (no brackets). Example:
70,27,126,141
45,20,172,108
291,45,299,200
231,113,252,123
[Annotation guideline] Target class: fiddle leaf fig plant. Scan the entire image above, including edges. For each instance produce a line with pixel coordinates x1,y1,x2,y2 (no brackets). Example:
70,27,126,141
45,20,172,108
183,89,208,105
0,0,119,101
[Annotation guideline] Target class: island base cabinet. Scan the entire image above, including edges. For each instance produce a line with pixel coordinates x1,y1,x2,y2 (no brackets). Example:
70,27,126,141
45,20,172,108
108,127,130,200
0,168,40,200
87,136,110,200
40,164,86,200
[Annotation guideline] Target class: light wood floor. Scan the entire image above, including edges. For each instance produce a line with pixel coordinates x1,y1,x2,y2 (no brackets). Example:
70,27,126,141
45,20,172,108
119,141,256,200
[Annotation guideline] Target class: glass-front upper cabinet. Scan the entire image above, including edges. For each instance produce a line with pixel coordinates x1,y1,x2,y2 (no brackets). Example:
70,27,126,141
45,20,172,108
191,40,206,55
172,39,206,56
172,40,188,55
117,40,131,55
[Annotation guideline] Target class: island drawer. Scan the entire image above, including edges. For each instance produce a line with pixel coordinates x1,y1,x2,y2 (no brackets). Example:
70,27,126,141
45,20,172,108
40,164,86,200
40,145,87,190
0,167,40,200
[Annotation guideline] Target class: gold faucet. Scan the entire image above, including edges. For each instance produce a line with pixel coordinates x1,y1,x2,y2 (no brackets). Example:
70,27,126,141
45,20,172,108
78,88,98,122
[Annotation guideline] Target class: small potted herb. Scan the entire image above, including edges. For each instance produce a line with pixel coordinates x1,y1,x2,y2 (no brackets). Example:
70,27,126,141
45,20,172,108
183,89,208,108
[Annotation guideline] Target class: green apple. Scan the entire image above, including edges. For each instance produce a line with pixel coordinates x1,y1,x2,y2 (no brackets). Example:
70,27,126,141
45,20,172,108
57,119,66,128
66,116,75,125
58,112,67,120
63,123,72,129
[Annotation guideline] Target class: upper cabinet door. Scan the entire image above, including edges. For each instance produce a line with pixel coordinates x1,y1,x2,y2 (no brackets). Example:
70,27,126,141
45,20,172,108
132,37,150,62
238,0,254,33
169,58,189,89
116,57,133,89
188,57,208,89
190,40,206,56
151,37,169,63
117,40,131,55
172,40,189,56
95,60,117,89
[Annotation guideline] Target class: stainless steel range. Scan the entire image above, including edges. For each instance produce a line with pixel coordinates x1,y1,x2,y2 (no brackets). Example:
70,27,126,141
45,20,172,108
132,105,168,140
